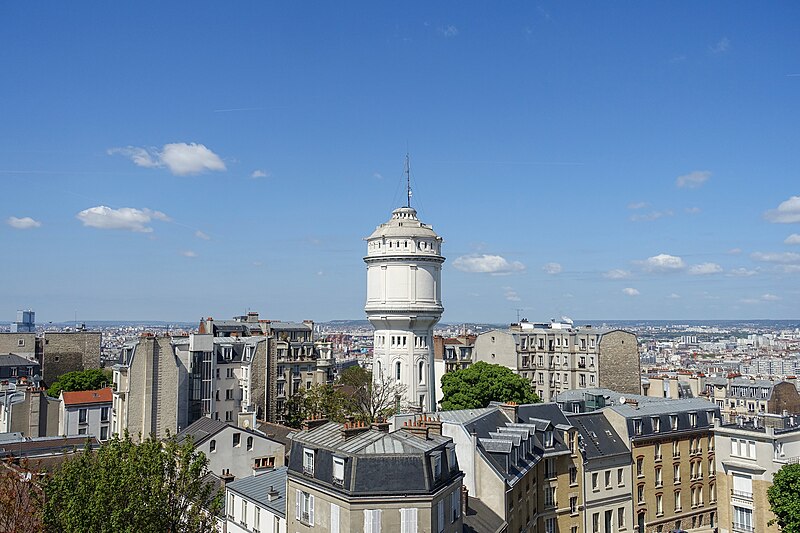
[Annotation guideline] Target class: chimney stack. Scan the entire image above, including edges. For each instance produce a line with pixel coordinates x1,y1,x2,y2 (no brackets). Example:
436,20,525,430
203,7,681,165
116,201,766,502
341,420,371,440
220,469,235,486
302,415,330,431
402,417,430,440
499,401,519,422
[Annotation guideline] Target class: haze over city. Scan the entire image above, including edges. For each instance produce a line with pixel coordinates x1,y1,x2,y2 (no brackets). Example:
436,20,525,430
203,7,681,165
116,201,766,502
2,2,799,322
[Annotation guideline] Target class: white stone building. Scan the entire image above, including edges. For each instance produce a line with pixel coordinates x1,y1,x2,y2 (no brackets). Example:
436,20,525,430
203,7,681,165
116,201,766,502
364,205,444,411
59,387,112,441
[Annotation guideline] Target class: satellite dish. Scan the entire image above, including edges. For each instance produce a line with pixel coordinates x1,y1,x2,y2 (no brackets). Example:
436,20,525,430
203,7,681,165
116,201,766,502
619,396,627,405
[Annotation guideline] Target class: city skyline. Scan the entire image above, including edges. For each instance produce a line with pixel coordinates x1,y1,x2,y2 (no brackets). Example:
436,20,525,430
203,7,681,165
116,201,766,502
2,3,800,322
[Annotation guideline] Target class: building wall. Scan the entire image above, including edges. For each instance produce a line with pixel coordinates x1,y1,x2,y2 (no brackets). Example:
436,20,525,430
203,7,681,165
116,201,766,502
286,476,463,533
0,333,36,358
196,426,285,480
226,491,285,533
41,332,102,384
59,402,111,440
597,331,640,396
768,382,800,415
473,330,518,370
583,461,634,533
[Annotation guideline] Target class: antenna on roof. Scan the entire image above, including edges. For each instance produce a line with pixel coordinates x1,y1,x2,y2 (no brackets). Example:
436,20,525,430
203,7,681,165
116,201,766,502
405,152,412,208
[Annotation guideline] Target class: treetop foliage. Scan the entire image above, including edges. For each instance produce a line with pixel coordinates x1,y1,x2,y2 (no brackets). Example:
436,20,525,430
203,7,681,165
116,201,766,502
47,368,112,398
768,462,800,532
440,361,540,411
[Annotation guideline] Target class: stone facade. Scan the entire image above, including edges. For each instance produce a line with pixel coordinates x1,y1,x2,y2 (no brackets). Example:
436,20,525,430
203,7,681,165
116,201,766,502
40,332,102,384
597,330,640,395
0,333,36,359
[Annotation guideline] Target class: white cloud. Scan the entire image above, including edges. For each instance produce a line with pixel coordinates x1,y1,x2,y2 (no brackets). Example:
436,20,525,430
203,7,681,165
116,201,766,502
439,25,459,37
250,169,268,179
108,142,226,176
627,202,649,210
751,251,800,264
688,262,723,275
741,293,782,305
710,37,730,54
640,253,686,272
761,293,781,301
630,209,674,222
685,207,701,214
181,250,197,258
373,172,384,180
453,254,525,275
76,206,171,233
622,287,640,296
728,248,742,255
503,287,521,302
676,170,711,189
195,230,210,240
668,293,681,299
603,269,631,280
542,262,562,275
764,196,800,224
728,267,759,277
785,234,800,245
7,216,42,229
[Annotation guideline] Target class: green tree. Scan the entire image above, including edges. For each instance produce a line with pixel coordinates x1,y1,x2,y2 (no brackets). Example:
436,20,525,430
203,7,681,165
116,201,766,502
768,462,800,532
47,368,112,398
43,433,222,533
284,384,347,428
0,459,42,533
440,361,540,411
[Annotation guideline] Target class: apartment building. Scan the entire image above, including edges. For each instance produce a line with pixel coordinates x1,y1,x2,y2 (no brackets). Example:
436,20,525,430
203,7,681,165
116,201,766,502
286,421,463,533
176,417,285,479
704,376,800,421
603,397,721,533
0,330,101,384
474,320,640,401
569,411,634,533
434,335,476,374
713,414,800,533
225,467,288,533
58,387,112,441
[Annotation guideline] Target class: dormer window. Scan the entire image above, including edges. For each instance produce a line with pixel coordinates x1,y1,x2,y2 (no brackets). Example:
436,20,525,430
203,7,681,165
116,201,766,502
432,453,442,479
670,415,678,431
652,417,660,432
689,412,697,427
544,430,554,447
449,447,457,470
303,448,315,475
332,457,345,485
633,419,642,435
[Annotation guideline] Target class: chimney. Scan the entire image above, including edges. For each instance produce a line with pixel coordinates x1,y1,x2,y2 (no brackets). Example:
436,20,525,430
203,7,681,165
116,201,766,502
220,469,235,486
267,485,280,502
420,415,443,436
371,419,390,433
461,485,469,514
302,415,329,431
499,401,519,422
341,421,371,440
402,417,430,440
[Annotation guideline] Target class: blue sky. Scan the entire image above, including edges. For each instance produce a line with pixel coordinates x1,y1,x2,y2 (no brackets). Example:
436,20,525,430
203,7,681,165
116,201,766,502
1,2,799,323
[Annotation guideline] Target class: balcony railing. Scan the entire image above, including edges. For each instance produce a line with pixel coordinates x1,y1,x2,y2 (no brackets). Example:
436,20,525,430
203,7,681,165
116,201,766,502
732,523,754,532
732,490,753,501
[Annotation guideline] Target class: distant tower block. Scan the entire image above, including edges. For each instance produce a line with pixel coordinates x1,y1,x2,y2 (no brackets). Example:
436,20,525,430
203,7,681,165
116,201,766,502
364,205,444,412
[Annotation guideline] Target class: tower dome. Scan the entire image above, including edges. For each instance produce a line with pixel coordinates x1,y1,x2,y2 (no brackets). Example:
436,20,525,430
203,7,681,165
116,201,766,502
364,205,444,412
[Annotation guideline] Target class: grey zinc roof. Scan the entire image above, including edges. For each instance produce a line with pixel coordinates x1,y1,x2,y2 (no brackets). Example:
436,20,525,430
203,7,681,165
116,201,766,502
609,397,717,418
480,438,513,453
294,421,447,455
0,353,37,367
268,321,311,330
569,412,631,462
175,417,228,446
437,407,498,425
228,467,288,519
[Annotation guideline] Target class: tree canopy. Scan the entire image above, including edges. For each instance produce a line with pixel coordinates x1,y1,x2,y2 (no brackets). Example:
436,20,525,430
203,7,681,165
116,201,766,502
768,463,800,532
440,361,540,411
47,368,112,398
43,433,221,532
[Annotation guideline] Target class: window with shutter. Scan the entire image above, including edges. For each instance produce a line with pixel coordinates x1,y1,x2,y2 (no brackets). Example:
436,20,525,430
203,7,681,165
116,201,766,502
331,503,340,533
437,500,445,533
400,508,418,533
308,495,314,525
295,489,301,520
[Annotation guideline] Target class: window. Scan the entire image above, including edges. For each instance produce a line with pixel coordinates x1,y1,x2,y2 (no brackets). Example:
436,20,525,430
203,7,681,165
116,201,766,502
670,415,678,430
618,468,624,486
592,512,600,533
210,439,216,453
636,457,644,477
254,456,275,469
656,494,663,516
545,517,556,533
569,466,578,485
592,472,599,491
79,408,88,424
331,503,340,533
333,457,345,485
605,470,611,488
226,389,233,400
100,426,108,441
637,484,645,504
544,458,556,479
400,508,417,533
545,487,556,507
655,467,662,487
303,448,315,475
633,419,642,435
437,500,444,533
544,430,554,447
733,506,752,532
449,447,457,471
652,417,660,432
418,360,425,385
395,361,401,381
242,499,248,525
673,440,680,458
674,490,681,511
689,412,697,427
432,453,442,478
78,428,87,435
570,496,578,514
228,493,234,518
233,432,241,447
654,442,661,460
296,490,314,525
451,490,461,522
673,464,680,483
618,507,625,529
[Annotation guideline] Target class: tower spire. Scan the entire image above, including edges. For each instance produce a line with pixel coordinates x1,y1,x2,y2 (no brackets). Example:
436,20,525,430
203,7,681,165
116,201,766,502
405,153,412,208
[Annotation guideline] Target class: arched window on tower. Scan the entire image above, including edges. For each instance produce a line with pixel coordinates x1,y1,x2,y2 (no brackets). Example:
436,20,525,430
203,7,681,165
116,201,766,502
395,361,401,381
376,360,382,377
418,360,425,385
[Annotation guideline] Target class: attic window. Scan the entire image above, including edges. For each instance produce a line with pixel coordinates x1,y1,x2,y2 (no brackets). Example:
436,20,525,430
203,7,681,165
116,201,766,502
333,457,345,485
432,453,442,479
544,430,554,447
303,448,315,475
